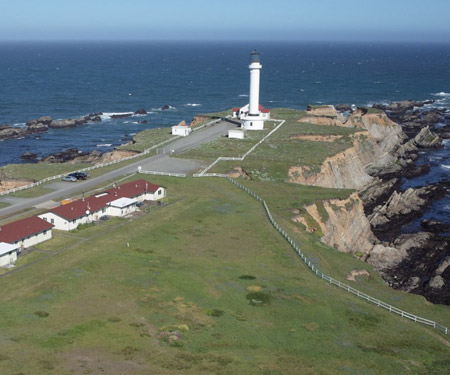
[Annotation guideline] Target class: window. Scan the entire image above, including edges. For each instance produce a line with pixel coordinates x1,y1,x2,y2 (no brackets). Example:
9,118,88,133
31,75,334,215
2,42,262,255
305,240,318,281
158,190,162,195
51,218,54,224
43,230,47,235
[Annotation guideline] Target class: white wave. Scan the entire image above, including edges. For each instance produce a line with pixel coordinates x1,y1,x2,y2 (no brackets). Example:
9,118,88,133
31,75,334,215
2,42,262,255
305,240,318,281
433,92,450,97
184,103,202,107
239,94,249,97
130,133,136,136
151,106,176,111
13,122,26,127
101,112,134,120
97,143,112,147
441,164,450,169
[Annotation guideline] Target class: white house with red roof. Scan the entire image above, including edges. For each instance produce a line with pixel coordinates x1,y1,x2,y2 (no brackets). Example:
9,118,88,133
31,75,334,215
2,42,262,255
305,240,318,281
0,216,54,251
38,179,166,231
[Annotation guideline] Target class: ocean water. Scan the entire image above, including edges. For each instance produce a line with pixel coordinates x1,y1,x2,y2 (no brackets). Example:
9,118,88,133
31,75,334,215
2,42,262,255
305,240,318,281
1,41,450,165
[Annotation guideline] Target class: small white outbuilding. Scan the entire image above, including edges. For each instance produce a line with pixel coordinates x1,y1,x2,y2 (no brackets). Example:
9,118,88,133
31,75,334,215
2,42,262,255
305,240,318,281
172,121,192,136
0,242,19,267
228,129,245,139
107,197,138,217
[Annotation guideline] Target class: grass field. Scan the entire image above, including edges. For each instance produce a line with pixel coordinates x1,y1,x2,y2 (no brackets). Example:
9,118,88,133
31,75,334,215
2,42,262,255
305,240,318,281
117,127,177,153
198,108,363,182
1,175,449,375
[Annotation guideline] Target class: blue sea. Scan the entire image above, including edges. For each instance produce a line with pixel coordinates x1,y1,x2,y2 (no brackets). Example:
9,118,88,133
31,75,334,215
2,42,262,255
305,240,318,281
1,41,450,165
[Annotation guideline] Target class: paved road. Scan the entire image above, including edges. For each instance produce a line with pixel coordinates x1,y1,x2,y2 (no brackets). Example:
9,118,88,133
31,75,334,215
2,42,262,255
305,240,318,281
0,120,236,221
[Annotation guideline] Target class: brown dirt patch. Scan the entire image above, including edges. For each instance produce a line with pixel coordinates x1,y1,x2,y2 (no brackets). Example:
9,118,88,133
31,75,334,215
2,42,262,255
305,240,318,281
227,166,250,180
58,348,151,375
290,134,343,142
346,269,370,282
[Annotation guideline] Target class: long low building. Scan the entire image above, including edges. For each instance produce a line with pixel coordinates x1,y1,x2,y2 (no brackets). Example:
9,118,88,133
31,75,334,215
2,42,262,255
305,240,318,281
0,216,54,251
39,179,166,231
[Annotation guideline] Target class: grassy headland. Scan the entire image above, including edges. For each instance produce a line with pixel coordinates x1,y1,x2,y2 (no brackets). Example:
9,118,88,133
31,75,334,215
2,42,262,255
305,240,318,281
0,175,449,375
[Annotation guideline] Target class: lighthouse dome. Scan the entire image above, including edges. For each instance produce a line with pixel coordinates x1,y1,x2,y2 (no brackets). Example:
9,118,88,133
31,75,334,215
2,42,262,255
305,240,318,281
250,49,261,63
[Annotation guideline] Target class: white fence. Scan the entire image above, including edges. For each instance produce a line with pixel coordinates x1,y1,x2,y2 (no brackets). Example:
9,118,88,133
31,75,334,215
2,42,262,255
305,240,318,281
138,170,186,178
222,176,449,336
196,120,286,176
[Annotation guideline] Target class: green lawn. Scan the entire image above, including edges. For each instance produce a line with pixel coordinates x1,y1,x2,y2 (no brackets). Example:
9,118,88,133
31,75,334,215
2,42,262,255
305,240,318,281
0,176,449,375
0,201,10,209
179,122,278,160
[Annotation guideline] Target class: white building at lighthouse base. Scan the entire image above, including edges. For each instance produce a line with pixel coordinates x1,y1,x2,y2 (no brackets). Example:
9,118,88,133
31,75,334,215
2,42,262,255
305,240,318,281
232,104,271,131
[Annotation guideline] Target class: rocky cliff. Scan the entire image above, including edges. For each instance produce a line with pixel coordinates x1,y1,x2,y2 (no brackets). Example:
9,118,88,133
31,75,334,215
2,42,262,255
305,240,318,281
291,103,450,304
289,109,405,189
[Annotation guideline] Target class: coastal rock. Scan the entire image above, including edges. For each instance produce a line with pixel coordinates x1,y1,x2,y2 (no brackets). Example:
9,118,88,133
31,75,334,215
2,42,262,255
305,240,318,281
21,151,37,161
75,117,88,126
335,104,352,112
40,148,86,163
28,123,48,133
0,126,26,139
413,126,442,148
38,116,52,125
90,115,102,122
26,119,39,126
386,232,450,303
49,119,76,128
421,219,450,233
358,178,401,214
368,183,449,236
366,244,407,273
111,113,132,119
134,109,147,115
137,120,148,124
161,105,171,111
0,124,10,130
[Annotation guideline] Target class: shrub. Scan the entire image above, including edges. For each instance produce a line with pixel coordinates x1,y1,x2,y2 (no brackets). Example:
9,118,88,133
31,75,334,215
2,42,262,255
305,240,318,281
239,275,256,280
34,311,49,318
207,309,225,317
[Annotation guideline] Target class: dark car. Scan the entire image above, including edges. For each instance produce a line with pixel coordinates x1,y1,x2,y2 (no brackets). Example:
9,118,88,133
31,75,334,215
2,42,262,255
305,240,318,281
68,172,90,180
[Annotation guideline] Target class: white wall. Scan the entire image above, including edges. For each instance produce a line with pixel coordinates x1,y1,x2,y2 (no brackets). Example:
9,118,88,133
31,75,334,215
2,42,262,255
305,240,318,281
172,126,192,136
0,250,17,267
11,229,53,249
144,187,166,201
39,210,104,231
106,204,137,217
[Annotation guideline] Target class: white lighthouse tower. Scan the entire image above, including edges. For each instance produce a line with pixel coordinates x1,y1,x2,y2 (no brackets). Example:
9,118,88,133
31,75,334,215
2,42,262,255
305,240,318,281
242,50,266,130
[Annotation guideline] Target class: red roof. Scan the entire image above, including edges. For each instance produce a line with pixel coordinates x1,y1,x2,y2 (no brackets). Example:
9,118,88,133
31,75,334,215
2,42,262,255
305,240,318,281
0,216,54,244
259,105,270,113
232,108,240,112
49,179,161,221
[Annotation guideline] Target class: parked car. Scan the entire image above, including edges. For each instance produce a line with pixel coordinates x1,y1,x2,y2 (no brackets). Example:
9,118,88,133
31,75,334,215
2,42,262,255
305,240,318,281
68,172,90,180
62,175,77,182
99,215,110,221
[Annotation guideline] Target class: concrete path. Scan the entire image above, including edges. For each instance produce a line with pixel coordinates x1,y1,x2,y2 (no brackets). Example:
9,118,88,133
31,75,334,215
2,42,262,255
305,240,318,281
0,120,237,221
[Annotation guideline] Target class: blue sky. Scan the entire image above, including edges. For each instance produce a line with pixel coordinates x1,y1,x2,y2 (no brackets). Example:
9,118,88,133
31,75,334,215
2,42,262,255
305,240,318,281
0,0,449,42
